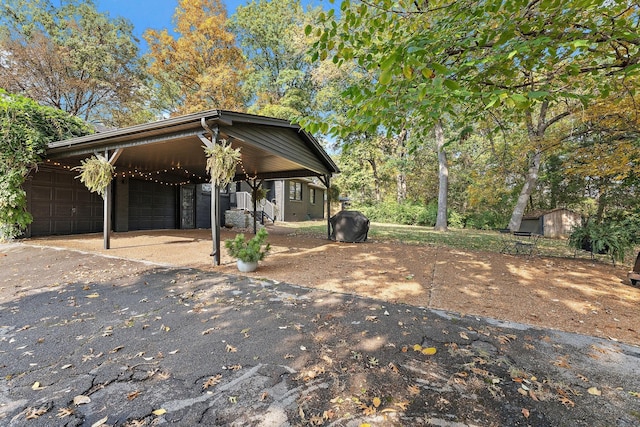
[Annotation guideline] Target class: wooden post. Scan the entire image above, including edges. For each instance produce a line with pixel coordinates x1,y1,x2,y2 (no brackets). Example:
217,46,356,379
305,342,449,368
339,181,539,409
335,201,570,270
320,174,331,240
212,184,220,265
102,148,122,250
103,181,112,250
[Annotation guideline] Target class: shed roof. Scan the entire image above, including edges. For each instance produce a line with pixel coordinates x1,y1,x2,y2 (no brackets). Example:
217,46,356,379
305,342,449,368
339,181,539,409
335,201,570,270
46,110,339,183
522,208,578,220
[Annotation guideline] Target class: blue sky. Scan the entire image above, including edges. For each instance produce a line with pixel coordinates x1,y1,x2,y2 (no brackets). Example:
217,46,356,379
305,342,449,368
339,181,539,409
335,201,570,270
95,0,329,50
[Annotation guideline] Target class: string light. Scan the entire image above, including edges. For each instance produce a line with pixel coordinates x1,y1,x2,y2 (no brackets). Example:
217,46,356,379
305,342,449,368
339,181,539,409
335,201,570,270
44,160,206,187
237,158,258,182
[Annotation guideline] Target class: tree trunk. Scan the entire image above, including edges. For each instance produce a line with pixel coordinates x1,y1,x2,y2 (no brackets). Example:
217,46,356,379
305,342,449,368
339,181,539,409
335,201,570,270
367,158,381,202
508,150,541,231
395,128,408,203
434,120,448,231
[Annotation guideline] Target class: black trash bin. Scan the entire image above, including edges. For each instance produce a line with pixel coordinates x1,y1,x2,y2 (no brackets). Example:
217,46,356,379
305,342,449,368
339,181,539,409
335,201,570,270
330,211,369,243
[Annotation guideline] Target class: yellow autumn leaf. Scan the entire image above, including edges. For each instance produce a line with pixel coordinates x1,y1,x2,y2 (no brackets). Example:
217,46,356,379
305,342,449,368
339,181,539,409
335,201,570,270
85,293,100,298
421,347,437,355
31,381,45,390
359,424,372,427
588,387,602,396
372,397,381,408
412,344,422,352
152,408,167,416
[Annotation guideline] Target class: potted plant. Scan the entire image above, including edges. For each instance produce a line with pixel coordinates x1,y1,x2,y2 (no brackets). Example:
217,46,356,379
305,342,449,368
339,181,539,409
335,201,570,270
225,227,271,272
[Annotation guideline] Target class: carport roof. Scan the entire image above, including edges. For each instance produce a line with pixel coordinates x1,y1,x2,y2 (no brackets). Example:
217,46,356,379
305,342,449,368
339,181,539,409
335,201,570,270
46,110,339,183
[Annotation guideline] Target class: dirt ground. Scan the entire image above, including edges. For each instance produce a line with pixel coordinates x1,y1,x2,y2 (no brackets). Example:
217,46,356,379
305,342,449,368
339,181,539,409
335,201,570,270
24,224,640,348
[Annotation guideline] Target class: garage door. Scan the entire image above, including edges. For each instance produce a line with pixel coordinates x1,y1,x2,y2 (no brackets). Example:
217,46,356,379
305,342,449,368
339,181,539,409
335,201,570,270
128,179,177,230
27,168,103,237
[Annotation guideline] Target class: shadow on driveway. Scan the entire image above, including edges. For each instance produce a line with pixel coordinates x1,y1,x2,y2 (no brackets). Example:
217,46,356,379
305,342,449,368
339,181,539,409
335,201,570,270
1,243,639,426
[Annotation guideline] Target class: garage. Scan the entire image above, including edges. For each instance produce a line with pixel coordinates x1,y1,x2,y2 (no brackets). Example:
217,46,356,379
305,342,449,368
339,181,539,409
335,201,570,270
30,110,339,264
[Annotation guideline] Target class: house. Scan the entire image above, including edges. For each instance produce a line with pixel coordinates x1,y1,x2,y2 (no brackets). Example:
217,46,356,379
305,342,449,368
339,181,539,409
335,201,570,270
23,110,339,263
519,208,582,238
220,178,327,228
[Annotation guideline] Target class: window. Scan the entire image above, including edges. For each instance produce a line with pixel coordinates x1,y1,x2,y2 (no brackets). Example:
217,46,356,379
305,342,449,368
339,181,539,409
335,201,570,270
289,181,302,201
310,188,316,204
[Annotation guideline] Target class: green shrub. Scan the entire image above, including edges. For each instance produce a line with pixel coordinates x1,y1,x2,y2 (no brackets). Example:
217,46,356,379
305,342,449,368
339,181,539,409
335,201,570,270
224,228,271,263
568,220,633,264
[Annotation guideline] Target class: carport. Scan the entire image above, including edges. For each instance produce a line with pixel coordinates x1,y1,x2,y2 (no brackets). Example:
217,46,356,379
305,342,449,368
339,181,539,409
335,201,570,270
39,110,339,265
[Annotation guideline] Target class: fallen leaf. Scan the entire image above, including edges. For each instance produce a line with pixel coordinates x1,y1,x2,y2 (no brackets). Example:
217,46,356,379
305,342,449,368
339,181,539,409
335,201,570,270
85,293,100,298
459,332,469,340
372,397,381,408
360,404,376,416
558,396,575,408
395,400,410,410
226,344,237,353
407,384,420,395
260,392,269,401
365,315,378,322
522,408,530,418
169,349,180,355
587,387,602,396
152,408,167,416
73,395,91,405
57,407,74,418
554,356,571,369
60,364,73,370
91,416,108,427
412,344,422,352
127,390,141,400
421,347,437,355
202,374,222,390
31,381,45,390
25,405,49,419
110,345,124,353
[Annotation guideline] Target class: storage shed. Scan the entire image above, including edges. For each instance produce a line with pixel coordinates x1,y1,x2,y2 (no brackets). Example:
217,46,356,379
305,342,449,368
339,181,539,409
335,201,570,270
519,208,582,238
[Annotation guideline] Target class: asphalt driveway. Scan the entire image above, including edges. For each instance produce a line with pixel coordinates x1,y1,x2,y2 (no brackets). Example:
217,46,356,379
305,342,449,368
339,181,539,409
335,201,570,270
1,242,639,426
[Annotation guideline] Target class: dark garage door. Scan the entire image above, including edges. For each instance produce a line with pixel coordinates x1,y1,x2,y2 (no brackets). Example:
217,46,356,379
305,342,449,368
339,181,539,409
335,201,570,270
128,180,177,230
27,168,103,237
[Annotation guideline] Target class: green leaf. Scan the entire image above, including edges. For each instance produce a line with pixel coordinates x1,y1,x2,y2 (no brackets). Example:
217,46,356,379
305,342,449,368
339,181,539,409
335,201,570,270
431,63,449,75
403,64,413,79
379,68,393,85
443,79,460,90
527,91,549,99
380,54,398,72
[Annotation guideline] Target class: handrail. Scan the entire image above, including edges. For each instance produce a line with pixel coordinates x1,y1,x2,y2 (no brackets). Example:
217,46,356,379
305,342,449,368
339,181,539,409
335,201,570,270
235,192,277,222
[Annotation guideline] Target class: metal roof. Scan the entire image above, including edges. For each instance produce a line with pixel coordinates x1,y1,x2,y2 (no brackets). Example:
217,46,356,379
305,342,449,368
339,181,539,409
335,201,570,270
46,110,339,183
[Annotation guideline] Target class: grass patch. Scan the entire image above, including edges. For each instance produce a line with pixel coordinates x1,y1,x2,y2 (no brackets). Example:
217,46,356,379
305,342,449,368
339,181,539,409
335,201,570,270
279,221,633,266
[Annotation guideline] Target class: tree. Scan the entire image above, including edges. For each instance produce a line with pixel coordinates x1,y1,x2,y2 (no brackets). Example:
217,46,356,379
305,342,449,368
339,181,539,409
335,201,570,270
144,0,246,115
0,90,91,239
229,0,322,120
0,0,148,126
308,0,640,231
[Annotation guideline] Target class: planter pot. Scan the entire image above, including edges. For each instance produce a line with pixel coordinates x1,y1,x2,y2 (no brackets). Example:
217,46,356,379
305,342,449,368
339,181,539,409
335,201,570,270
236,259,258,273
